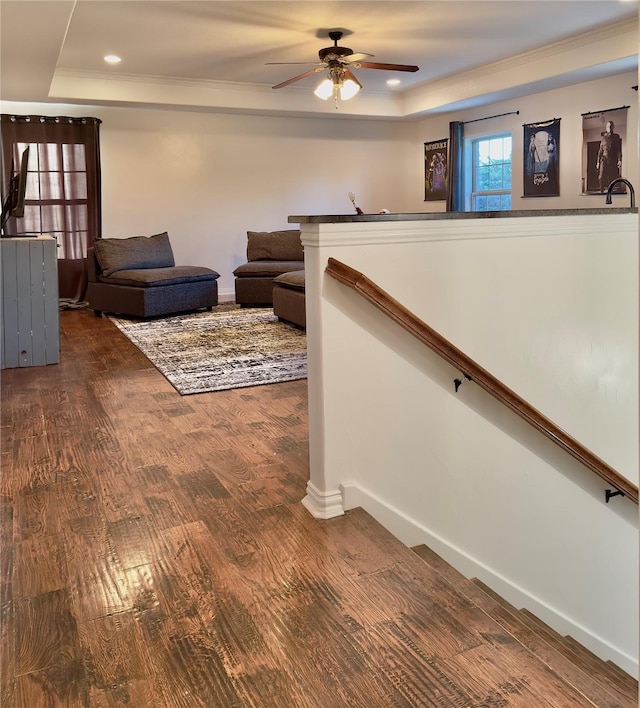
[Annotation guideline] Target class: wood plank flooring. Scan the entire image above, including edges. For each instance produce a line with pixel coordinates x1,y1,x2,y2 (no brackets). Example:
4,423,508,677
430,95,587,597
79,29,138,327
0,308,635,706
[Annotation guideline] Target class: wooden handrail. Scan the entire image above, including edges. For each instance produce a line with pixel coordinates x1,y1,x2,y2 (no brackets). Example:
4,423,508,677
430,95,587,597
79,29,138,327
326,257,638,504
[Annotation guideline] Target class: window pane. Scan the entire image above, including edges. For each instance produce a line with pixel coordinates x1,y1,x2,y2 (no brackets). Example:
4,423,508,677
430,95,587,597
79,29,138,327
40,173,63,200
38,143,61,171
474,195,487,211
475,166,488,191
471,133,512,212
504,137,512,159
488,139,504,161
489,164,504,190
15,142,36,170
65,204,88,231
62,143,86,172
25,173,40,200
476,141,489,165
41,204,65,232
67,231,88,259
64,172,87,199
20,205,41,232
21,204,40,233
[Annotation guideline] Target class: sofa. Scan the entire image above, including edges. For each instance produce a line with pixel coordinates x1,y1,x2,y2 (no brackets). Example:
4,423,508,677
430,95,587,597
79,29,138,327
87,231,220,318
233,230,304,306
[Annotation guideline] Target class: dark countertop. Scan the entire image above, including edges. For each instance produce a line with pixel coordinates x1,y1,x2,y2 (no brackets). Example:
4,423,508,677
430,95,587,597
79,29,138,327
289,208,637,224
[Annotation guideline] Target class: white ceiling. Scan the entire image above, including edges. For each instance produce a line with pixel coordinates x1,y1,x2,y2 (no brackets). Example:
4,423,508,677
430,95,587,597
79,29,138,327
1,0,638,119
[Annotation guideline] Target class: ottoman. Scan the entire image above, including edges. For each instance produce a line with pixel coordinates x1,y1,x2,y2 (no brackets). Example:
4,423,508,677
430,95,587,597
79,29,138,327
272,270,305,329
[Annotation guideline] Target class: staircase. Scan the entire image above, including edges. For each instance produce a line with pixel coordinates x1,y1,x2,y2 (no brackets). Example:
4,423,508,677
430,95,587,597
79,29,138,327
411,544,638,707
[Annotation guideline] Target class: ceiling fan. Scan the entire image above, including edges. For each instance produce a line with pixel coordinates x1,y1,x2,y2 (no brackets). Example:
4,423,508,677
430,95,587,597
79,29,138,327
266,30,419,101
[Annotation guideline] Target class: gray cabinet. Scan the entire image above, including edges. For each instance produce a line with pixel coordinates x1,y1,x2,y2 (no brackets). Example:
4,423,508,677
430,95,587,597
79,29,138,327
1,236,60,368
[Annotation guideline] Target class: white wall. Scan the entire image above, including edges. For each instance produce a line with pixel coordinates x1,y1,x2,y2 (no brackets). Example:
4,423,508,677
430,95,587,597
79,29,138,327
402,71,639,213
1,101,412,299
3,70,637,298
301,214,638,675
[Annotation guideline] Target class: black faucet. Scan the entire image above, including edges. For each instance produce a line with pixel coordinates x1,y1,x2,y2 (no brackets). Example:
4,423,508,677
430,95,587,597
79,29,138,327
605,178,635,208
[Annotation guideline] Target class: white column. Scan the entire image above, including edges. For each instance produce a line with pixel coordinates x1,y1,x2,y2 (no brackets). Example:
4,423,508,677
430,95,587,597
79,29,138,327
299,223,345,519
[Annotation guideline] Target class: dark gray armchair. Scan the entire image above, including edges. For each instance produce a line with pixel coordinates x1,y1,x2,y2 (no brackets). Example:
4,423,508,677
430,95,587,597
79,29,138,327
87,232,219,318
233,230,303,306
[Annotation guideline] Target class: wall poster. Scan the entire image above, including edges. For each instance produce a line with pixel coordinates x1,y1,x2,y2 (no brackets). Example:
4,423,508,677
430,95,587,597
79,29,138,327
424,139,448,201
582,106,628,194
523,118,560,198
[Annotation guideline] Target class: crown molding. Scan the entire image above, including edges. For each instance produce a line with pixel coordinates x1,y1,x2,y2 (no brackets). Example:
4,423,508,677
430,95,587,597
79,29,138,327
404,17,638,116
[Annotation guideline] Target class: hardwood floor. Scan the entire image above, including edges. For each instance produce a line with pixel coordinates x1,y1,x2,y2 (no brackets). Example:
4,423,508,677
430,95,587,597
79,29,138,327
1,309,636,706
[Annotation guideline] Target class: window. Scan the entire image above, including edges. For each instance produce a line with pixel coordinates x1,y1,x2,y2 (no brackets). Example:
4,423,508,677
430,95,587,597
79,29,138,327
469,133,512,211
2,114,102,300
16,141,89,259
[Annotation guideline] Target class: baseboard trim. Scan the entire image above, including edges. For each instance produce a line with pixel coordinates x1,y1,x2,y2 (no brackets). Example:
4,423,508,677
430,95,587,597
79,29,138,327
341,481,638,677
218,288,235,303
302,482,345,519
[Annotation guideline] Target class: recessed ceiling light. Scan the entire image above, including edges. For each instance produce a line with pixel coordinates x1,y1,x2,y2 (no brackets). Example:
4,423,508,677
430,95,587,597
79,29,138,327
104,55,122,64
386,78,401,86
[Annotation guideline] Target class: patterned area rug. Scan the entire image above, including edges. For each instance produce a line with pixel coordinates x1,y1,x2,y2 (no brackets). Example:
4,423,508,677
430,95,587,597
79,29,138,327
110,305,307,395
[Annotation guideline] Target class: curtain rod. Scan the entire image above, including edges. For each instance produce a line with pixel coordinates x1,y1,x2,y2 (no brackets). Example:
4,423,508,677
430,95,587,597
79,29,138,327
581,105,629,117
522,117,560,127
2,114,102,125
463,110,519,125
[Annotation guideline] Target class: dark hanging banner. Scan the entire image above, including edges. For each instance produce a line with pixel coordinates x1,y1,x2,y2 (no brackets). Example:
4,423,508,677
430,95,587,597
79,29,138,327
523,118,560,198
581,106,628,195
424,138,448,201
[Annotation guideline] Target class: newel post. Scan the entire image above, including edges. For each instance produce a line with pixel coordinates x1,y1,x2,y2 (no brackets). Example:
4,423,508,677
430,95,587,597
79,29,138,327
297,222,345,519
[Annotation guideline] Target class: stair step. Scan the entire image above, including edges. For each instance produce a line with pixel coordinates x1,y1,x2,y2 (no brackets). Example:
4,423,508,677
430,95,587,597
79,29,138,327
606,660,639,694
470,577,521,613
518,608,572,650
564,636,638,701
411,546,636,708
411,544,470,583
520,609,637,703
471,580,635,707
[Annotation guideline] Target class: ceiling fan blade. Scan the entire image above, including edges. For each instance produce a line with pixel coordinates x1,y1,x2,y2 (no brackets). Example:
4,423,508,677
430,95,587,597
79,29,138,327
342,52,374,63
343,68,363,88
272,68,322,89
266,62,322,66
358,61,419,72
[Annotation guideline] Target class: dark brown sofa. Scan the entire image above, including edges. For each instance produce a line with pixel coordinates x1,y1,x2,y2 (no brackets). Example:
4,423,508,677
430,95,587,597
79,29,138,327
233,230,303,306
87,232,219,318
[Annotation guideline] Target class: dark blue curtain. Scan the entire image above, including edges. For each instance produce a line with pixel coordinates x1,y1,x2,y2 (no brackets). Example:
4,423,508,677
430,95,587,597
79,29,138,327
446,121,464,212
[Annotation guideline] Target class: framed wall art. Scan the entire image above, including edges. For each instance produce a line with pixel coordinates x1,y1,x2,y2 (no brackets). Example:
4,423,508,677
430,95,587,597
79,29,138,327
523,118,560,198
424,139,448,201
581,106,628,195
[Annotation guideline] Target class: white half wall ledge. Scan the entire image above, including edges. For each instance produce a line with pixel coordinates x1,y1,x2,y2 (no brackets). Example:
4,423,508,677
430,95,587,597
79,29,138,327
301,481,345,519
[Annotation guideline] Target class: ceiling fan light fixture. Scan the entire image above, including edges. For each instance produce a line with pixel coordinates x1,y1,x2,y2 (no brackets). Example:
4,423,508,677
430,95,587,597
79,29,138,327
314,78,334,100
314,69,360,102
340,78,360,100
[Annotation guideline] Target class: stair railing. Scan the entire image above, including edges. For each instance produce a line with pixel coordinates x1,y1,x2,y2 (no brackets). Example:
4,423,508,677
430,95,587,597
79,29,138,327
325,257,638,505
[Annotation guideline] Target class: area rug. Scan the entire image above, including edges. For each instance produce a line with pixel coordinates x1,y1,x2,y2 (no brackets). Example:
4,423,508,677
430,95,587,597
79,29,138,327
109,305,307,395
